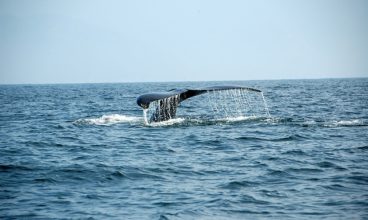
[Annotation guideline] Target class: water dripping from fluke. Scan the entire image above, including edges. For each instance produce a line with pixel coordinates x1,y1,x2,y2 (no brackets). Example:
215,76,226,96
137,85,271,125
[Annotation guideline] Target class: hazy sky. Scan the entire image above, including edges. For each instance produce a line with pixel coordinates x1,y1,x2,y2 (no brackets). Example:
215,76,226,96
1,0,367,84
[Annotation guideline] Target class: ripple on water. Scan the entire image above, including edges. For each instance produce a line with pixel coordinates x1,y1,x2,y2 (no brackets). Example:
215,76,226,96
262,169,297,184
347,175,368,185
0,164,34,172
259,189,288,198
220,180,259,189
285,167,324,174
282,149,308,156
235,134,306,142
33,177,57,184
238,194,271,205
315,161,347,171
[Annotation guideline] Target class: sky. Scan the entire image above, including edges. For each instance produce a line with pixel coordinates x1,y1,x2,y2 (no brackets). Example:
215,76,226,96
0,0,367,84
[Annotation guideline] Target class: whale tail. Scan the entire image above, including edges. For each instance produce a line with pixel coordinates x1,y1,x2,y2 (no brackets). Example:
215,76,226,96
137,85,262,122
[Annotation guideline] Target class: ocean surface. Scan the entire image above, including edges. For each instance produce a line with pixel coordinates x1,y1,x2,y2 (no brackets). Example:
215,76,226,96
1,78,367,219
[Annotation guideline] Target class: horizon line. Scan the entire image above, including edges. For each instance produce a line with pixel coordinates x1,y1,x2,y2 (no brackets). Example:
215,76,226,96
0,76,367,86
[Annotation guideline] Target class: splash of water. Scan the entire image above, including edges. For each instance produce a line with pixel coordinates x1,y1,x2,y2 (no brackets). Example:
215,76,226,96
145,95,180,123
143,109,148,125
261,92,271,117
205,89,271,119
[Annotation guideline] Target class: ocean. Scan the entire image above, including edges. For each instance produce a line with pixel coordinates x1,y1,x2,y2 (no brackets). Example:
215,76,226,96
1,78,367,219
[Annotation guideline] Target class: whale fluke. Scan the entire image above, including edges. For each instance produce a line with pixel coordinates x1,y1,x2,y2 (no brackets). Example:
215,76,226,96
136,85,262,122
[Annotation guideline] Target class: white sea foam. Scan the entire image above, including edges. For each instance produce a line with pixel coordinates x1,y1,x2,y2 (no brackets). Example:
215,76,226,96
75,114,142,125
328,119,364,127
301,119,365,127
147,118,185,127
184,115,267,125
220,115,260,122
302,120,317,126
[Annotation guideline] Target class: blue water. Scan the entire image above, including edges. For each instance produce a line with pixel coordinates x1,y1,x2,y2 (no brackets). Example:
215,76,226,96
1,78,367,219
